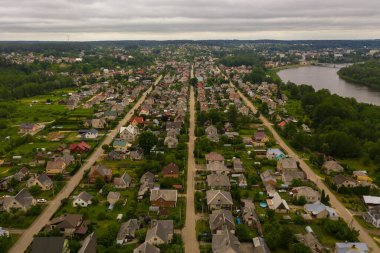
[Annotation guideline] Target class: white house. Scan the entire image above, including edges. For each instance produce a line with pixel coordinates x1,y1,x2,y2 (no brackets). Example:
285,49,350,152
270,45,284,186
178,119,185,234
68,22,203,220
73,191,93,207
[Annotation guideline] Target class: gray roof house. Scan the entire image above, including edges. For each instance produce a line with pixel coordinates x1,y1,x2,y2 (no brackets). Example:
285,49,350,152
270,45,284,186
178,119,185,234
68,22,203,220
114,172,133,189
117,219,140,244
206,190,233,211
252,237,271,253
207,174,231,190
31,237,69,253
145,220,174,245
335,242,368,253
78,232,97,253
133,242,160,253
363,206,380,228
209,209,235,233
212,227,241,253
3,188,36,212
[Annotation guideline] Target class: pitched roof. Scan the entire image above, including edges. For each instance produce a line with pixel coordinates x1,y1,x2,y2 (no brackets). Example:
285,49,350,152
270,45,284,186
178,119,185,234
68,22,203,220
162,163,179,175
205,152,224,161
76,191,93,203
209,209,235,231
78,232,97,253
133,242,160,253
14,188,35,208
150,189,178,202
207,174,231,188
145,220,173,243
212,227,241,253
31,237,66,253
206,190,233,206
50,214,83,229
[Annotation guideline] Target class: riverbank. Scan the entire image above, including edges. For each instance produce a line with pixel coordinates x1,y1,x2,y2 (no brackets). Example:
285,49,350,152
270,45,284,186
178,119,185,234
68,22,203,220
337,70,380,91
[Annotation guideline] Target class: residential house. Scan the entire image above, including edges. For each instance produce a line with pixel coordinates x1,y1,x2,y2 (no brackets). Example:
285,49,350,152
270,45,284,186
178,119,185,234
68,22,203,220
13,167,29,182
27,173,53,190
150,189,178,207
206,190,233,211
266,148,286,160
89,164,112,183
304,201,339,220
332,175,358,189
277,158,298,172
260,170,277,192
162,163,179,178
295,232,323,253
145,220,174,245
291,186,320,203
107,191,121,208
164,136,178,149
91,118,107,129
335,242,368,253
31,237,69,253
266,191,289,213
212,227,241,253
46,160,66,175
129,149,144,160
2,188,36,212
353,171,373,185
322,161,344,175
19,123,43,135
237,174,248,188
117,219,139,244
133,242,160,253
80,129,98,139
205,125,219,142
209,209,235,233
113,139,130,153
205,152,229,173
49,214,87,236
120,125,140,143
363,206,380,228
282,170,305,185
78,232,97,253
114,172,133,189
138,172,155,199
69,141,91,153
232,158,244,173
241,199,262,235
363,195,380,206
252,237,271,253
73,191,93,207
207,174,231,190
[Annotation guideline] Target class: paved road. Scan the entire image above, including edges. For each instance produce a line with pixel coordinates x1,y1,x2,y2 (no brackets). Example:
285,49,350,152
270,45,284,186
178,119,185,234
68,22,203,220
9,75,162,253
230,81,380,252
182,67,200,253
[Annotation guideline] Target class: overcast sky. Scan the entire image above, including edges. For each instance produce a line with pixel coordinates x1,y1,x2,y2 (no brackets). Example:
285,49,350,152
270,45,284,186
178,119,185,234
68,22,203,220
1,0,380,41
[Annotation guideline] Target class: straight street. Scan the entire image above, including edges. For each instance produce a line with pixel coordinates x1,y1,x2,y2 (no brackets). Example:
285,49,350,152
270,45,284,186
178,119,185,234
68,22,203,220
9,75,162,253
182,65,200,253
230,81,380,252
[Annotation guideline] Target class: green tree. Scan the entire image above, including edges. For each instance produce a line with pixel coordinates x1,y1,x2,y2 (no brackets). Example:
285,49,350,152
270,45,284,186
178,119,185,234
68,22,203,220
138,131,158,154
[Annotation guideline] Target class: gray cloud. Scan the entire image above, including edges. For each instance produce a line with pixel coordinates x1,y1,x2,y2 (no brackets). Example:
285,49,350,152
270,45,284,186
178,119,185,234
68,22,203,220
1,0,380,40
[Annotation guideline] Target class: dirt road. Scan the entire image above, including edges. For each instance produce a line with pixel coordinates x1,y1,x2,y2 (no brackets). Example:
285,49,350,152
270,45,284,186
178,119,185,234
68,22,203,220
182,67,200,253
9,75,162,253
231,82,379,252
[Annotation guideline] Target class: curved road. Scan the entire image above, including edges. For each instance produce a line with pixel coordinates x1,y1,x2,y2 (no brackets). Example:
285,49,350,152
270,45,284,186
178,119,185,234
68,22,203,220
229,80,379,252
9,75,162,253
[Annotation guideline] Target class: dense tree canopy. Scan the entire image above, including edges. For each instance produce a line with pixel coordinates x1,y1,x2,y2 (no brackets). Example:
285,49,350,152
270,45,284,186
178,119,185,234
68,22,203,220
338,60,380,89
282,82,380,161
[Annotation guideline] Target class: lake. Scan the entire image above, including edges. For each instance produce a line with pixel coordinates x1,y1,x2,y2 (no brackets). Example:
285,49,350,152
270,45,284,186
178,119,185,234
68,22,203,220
278,65,380,106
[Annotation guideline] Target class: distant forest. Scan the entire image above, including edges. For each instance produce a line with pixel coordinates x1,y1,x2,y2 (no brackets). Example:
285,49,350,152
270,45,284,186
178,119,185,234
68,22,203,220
1,39,380,52
0,58,74,100
338,60,380,90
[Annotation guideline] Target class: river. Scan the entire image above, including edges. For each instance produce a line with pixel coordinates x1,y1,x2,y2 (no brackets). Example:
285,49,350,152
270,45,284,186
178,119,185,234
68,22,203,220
278,65,380,106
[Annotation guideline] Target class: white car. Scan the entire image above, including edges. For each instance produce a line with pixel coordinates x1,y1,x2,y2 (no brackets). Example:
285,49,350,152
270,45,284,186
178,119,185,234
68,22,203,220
37,198,47,204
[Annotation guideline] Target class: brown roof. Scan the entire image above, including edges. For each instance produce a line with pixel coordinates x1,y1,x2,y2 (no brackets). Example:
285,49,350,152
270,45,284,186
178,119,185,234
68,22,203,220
205,152,224,161
162,163,179,175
